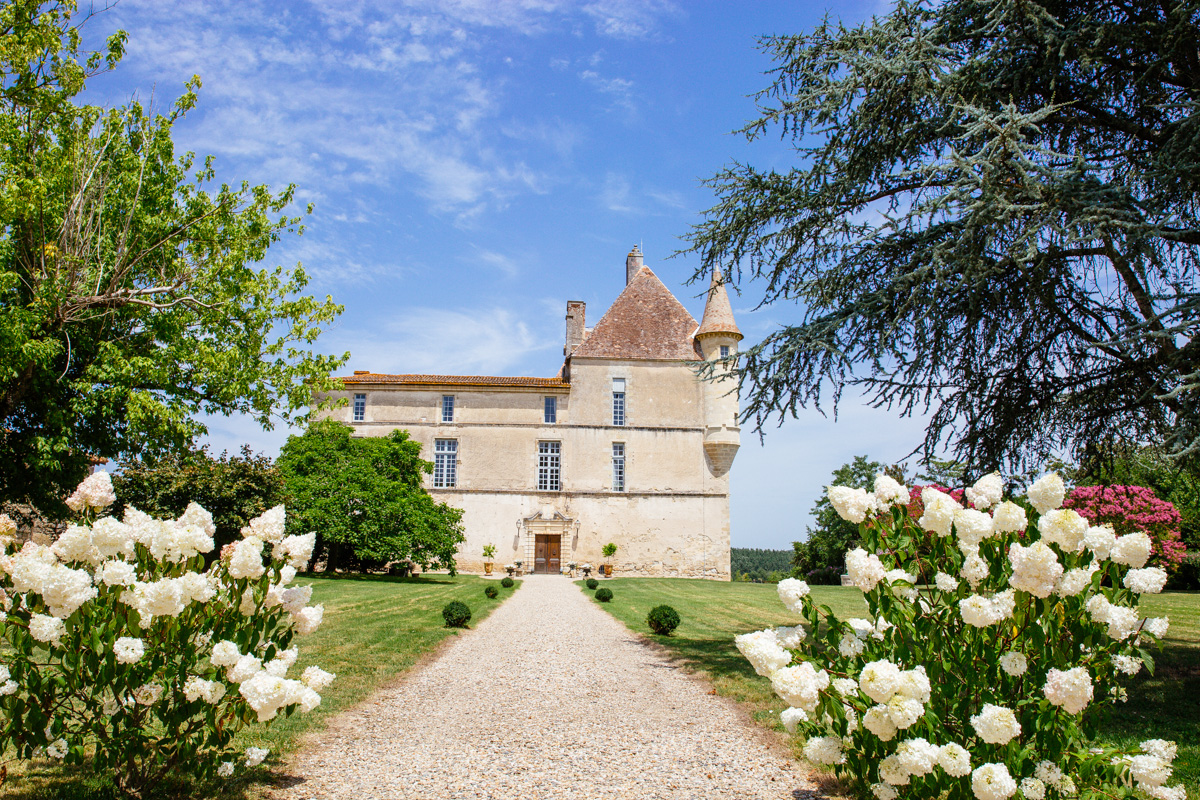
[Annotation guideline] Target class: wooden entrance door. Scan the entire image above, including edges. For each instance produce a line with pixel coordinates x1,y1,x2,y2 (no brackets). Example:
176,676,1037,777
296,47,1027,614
534,534,561,574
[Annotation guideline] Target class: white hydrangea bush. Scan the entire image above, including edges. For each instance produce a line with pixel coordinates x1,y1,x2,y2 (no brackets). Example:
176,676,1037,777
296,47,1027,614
737,472,1186,800
0,473,334,796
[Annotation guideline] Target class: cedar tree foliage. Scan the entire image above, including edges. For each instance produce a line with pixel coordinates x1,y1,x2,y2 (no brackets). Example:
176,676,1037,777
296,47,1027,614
686,0,1200,471
0,1,346,514
278,420,465,574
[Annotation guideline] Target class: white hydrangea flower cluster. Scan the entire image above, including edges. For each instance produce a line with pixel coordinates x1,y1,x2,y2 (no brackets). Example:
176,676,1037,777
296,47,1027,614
972,762,1018,800
1042,667,1094,714
65,471,117,513
1007,542,1063,598
114,637,145,665
965,472,1003,509
735,629,792,677
760,471,1180,800
958,590,1015,628
970,704,1021,745
845,548,886,592
919,488,961,537
998,651,1027,677
771,662,830,713
776,578,811,614
0,476,334,788
873,474,909,507
827,486,876,524
1111,740,1185,799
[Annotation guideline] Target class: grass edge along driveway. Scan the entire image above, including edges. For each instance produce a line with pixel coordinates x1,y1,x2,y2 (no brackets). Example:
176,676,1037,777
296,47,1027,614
580,577,1199,795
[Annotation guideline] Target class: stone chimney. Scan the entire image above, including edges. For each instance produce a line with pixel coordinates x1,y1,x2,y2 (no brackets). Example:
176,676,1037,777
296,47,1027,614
626,244,643,285
565,300,586,356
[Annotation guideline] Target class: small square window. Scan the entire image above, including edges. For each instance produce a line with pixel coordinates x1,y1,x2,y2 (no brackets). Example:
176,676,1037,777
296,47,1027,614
442,395,455,423
720,345,730,358
353,393,366,422
544,396,557,424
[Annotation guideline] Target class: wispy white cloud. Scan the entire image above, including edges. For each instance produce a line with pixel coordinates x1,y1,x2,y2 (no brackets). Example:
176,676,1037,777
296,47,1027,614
472,249,522,279
582,0,681,39
599,171,690,215
579,69,636,111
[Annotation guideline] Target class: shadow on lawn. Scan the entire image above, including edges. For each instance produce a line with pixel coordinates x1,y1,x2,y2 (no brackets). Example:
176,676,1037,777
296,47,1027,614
634,634,760,683
1099,640,1200,785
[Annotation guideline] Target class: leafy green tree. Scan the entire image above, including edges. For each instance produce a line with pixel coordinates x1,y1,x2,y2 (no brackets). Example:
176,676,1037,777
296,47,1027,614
686,0,1200,472
112,446,288,556
793,456,898,575
0,1,345,515
278,419,465,573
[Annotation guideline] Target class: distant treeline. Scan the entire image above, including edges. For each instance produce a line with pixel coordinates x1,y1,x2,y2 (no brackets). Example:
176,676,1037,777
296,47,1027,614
730,548,793,582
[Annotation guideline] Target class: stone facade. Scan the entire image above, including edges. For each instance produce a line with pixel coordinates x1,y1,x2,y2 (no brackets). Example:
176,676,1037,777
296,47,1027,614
318,247,742,579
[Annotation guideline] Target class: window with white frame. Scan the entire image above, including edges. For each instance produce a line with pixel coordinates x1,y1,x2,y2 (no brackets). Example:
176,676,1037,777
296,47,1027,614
441,395,455,423
720,345,730,358
434,439,457,488
537,441,561,491
612,443,625,492
612,378,625,426
352,393,366,422
544,396,557,424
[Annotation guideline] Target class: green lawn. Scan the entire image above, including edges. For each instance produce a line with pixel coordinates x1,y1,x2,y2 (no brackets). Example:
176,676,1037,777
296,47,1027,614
2,573,519,800
583,578,1200,793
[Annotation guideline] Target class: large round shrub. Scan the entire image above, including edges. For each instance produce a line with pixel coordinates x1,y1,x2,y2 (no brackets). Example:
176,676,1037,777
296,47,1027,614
737,472,1180,800
595,587,613,603
500,576,514,588
0,474,332,797
586,578,599,590
442,601,471,628
484,585,498,599
646,605,680,635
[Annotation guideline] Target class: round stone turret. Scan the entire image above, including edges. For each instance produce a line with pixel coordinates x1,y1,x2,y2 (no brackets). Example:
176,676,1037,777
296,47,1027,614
695,268,742,477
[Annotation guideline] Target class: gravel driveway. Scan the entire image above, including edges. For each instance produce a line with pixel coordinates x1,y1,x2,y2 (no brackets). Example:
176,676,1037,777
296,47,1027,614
269,576,816,800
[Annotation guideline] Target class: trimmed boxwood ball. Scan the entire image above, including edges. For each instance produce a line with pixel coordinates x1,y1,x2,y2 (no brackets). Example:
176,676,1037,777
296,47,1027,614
484,585,498,599
646,605,681,635
442,601,471,628
500,577,514,588
586,578,599,590
595,587,613,603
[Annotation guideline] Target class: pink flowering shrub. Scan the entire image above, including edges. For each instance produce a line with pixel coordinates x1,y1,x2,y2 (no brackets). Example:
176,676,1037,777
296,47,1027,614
0,474,334,797
1065,485,1187,571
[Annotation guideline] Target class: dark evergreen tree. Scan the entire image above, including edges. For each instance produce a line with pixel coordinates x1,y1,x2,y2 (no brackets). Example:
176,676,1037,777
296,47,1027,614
686,0,1200,472
113,446,287,556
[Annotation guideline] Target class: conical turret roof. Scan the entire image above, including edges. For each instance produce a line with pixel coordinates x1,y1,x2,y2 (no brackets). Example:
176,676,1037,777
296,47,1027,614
695,267,742,340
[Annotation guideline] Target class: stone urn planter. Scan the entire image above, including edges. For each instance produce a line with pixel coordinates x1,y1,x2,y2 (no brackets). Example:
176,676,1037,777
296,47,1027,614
484,563,493,575
602,564,613,577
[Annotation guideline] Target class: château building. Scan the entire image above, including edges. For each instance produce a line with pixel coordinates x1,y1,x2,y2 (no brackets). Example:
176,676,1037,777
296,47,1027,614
319,246,741,578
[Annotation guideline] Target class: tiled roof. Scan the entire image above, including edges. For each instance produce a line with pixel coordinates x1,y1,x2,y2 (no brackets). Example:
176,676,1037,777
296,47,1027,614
338,373,569,387
695,267,742,339
570,266,701,361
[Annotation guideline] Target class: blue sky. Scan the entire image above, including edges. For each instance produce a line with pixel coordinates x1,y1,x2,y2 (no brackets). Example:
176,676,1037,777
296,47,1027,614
82,0,928,550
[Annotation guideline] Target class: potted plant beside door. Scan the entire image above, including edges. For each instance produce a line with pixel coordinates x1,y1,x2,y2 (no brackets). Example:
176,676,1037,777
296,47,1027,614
601,543,617,577
482,543,496,575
